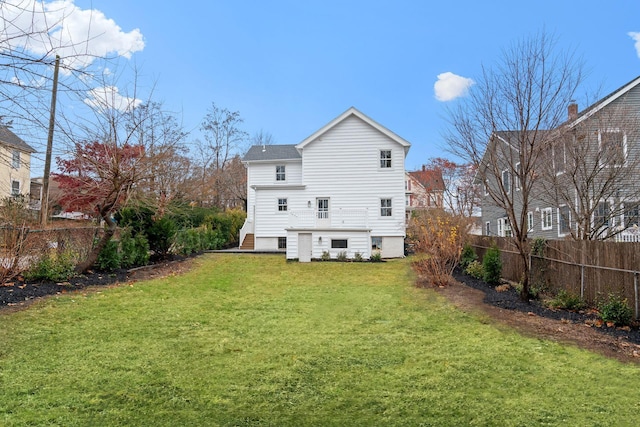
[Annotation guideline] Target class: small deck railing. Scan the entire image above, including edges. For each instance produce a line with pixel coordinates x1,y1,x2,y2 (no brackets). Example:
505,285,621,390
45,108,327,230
288,208,369,229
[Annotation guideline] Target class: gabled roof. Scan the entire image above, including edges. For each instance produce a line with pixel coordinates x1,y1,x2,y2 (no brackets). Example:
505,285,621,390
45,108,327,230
296,107,411,152
570,75,640,127
242,144,301,162
0,126,35,153
408,168,446,192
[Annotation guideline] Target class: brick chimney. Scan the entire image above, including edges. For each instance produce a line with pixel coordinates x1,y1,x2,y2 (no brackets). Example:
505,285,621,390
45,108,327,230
568,102,578,120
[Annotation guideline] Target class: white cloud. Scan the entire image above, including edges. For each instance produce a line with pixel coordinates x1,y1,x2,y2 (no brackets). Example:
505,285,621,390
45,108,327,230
84,86,142,112
629,32,640,58
0,0,144,70
434,72,475,102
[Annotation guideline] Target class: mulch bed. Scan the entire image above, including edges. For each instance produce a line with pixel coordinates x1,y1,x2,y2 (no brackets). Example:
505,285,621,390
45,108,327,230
451,267,640,345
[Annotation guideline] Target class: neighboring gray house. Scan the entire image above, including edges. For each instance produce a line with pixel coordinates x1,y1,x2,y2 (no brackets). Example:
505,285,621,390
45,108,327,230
481,75,640,242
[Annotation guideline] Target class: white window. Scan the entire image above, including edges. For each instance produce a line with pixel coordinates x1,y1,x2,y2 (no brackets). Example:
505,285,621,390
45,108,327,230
624,202,640,228
541,208,553,231
527,211,534,233
502,170,511,193
381,198,392,216
484,183,489,196
599,130,627,167
12,150,20,169
278,237,287,249
380,150,392,168
276,165,286,181
515,163,521,191
558,205,571,236
317,198,329,219
553,141,566,174
277,198,287,212
594,201,610,229
11,180,19,196
371,236,382,251
498,217,512,237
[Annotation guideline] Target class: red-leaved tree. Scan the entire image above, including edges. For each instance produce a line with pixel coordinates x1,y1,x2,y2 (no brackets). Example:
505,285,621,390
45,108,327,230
54,141,145,272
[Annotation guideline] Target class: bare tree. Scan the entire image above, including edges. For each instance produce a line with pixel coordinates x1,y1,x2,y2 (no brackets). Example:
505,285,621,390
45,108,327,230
426,157,480,217
251,129,276,146
197,102,248,207
445,32,583,300
539,100,640,240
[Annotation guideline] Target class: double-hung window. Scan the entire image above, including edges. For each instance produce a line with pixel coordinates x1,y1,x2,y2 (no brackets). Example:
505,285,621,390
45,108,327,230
599,130,627,167
558,205,571,236
277,198,287,212
276,165,286,181
541,208,553,231
11,180,19,196
527,211,534,233
380,198,392,217
502,170,511,193
594,201,610,228
12,150,20,169
625,202,640,228
380,150,392,168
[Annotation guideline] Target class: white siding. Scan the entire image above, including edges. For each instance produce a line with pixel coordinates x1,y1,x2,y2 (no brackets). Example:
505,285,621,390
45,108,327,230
300,115,406,239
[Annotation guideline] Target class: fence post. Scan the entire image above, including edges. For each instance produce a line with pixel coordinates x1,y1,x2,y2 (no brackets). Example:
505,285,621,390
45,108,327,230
580,264,585,299
634,272,639,320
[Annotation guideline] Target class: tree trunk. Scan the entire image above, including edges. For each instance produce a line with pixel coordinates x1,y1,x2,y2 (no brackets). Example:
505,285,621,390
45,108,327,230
75,214,117,273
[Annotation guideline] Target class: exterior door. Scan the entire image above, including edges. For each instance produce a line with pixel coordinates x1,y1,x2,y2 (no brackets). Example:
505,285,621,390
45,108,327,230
316,198,330,227
298,233,312,262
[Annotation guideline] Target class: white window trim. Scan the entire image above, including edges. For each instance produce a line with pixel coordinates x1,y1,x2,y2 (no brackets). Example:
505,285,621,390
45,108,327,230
276,165,286,182
277,198,288,212
379,149,392,169
527,211,534,233
557,205,571,237
598,129,628,168
515,163,521,191
502,169,511,193
541,207,553,231
11,150,20,169
380,198,393,217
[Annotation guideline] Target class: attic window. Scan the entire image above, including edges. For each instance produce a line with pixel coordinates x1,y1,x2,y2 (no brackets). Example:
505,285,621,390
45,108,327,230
380,150,392,168
276,165,286,181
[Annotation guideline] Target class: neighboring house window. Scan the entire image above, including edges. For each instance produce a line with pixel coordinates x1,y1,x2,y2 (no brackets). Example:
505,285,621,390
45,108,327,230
594,201,610,228
371,236,382,250
331,239,348,249
485,221,491,236
558,205,571,236
405,195,410,206
12,150,20,169
278,237,287,249
502,170,511,193
498,217,512,237
553,141,566,174
381,198,392,216
541,208,553,231
514,163,521,191
11,180,19,196
624,202,640,228
599,130,627,167
380,150,392,168
276,165,286,181
527,211,534,233
278,198,287,212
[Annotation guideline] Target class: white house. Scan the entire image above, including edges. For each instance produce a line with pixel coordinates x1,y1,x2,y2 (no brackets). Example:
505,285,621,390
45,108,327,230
240,107,411,260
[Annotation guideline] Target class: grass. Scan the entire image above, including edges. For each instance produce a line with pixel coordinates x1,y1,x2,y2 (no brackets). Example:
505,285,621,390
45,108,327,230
1,254,640,426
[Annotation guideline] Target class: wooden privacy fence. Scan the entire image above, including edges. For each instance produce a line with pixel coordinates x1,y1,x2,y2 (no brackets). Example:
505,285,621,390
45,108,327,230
469,235,640,319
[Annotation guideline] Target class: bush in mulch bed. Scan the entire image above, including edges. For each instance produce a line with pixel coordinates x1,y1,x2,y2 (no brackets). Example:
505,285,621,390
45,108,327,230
451,267,640,345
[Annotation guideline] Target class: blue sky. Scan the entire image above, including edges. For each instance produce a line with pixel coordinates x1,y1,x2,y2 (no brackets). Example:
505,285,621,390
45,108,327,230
9,1,640,172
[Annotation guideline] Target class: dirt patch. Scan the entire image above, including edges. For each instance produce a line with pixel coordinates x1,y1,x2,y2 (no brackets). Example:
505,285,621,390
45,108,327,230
435,269,640,364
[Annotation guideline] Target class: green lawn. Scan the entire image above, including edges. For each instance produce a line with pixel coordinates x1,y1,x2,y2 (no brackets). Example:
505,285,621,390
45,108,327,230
1,254,639,426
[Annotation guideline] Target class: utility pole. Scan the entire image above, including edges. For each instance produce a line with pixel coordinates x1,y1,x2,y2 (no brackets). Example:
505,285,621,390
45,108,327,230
40,55,60,226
